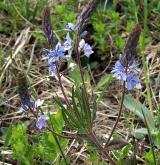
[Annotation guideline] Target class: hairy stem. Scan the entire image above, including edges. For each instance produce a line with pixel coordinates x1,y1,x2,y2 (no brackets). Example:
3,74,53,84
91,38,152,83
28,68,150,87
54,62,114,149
55,62,72,110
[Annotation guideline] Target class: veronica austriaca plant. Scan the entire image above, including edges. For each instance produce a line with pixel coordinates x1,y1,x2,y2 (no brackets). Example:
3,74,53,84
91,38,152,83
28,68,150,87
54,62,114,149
40,1,116,164
16,2,142,165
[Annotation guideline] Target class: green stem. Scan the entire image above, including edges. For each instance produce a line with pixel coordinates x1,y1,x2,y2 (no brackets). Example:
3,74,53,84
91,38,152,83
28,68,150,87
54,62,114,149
53,136,68,165
142,109,156,165
49,113,68,165
141,0,153,115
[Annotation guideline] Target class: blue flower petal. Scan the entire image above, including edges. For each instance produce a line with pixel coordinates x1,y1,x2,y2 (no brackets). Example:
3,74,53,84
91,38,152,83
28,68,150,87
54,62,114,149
66,23,75,31
83,43,94,58
36,115,48,129
126,75,140,90
113,71,127,81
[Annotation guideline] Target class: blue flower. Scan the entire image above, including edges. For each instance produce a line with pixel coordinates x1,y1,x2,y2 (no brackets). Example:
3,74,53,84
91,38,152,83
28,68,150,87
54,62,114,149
51,42,65,61
112,60,125,72
43,42,66,76
80,30,88,38
79,39,94,58
43,42,65,62
83,43,94,58
112,60,126,81
66,22,88,38
126,75,140,90
64,33,72,50
128,62,141,74
48,58,57,76
79,39,85,50
64,32,72,58
34,99,44,108
113,70,127,81
66,23,75,31
36,115,48,129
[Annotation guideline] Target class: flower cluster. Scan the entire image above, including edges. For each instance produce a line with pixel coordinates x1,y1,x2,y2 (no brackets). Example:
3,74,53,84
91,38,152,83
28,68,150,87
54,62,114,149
43,42,67,76
43,31,73,76
66,23,93,57
112,54,140,90
43,22,94,76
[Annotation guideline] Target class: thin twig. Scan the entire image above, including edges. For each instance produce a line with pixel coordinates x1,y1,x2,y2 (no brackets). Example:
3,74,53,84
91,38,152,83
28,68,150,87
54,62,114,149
106,81,126,145
47,127,76,139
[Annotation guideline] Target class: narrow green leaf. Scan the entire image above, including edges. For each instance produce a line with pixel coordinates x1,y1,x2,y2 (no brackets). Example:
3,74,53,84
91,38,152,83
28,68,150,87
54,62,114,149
61,110,77,129
75,88,86,121
71,88,84,127
56,99,81,128
56,100,77,128
80,88,92,127
0,2,17,17
91,90,98,124
4,126,12,147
